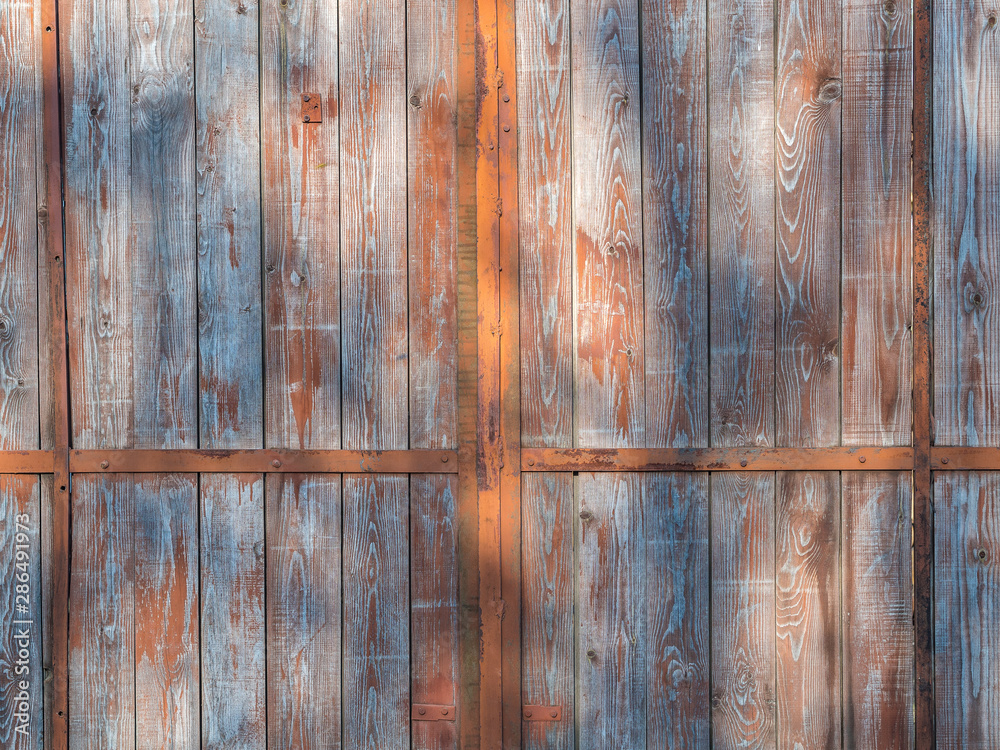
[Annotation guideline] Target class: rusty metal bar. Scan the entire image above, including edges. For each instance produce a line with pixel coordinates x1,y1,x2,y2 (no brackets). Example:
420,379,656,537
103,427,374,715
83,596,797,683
930,447,1000,471
521,705,562,722
39,0,71,743
522,447,916,472
411,704,457,721
67,449,458,474
0,451,56,473
913,0,934,739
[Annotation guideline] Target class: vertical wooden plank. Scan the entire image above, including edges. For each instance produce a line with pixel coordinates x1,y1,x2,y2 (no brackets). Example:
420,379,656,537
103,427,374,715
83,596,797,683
841,0,912,445
134,475,199,750
775,472,841,749
842,472,913,748
521,473,574,750
707,0,775,448
261,0,341,452
61,0,133,449
516,0,572,450
0,0,40,449
0,476,42,750
200,474,265,749
343,475,409,749
408,0,458,451
195,0,262,449
577,472,645,749
571,0,644,449
411,475,460,750
934,472,1000,748
774,0,842,447
932,0,1000,446
266,474,342,750
68,477,135,750
641,0,709,449
646,473,709,749
131,0,198,449
711,472,775,749
339,0,407,451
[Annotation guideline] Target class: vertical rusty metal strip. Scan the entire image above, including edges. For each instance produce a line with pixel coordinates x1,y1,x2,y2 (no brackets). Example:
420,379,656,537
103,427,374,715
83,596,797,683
39,0,71,746
476,0,504,745
913,0,934,742
496,0,521,745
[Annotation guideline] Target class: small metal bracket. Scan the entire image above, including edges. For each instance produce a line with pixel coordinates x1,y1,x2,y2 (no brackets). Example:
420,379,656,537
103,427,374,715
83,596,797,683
411,704,455,721
301,93,322,123
522,705,562,721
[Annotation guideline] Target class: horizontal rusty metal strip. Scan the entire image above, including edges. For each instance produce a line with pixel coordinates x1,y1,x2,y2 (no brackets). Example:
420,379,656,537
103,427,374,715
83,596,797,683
68,449,459,474
0,450,57,473
931,447,1000,471
521,447,916,472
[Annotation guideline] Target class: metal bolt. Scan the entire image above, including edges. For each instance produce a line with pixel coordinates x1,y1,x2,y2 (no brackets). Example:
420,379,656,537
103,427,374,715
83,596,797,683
503,94,510,103
100,460,109,469
442,709,449,716
859,455,867,464
304,115,311,122
303,94,310,102
550,710,558,718
941,457,950,465
441,455,449,463
524,709,533,718
527,459,535,467
271,459,282,468
740,459,748,468
503,125,510,132
418,708,426,716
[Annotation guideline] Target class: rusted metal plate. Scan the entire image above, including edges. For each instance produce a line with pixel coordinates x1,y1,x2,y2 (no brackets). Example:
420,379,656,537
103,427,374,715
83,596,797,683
69,449,459,474
522,447,915,472
522,705,562,722
301,92,322,123
931,447,1000,471
412,703,457,721
0,450,56,473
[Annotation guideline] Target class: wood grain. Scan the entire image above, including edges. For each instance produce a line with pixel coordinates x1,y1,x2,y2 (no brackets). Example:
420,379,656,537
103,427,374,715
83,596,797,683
577,472,645,749
774,0,842,447
0,0,40,450
932,0,1000,446
775,471,840,749
266,474,341,750
261,0,340,451
195,0,262,450
134,474,199,750
343,475,409,749
841,0,912,445
516,0,573,449
411,475,459,750
0,476,42,750
521,472,574,750
61,0,133,449
641,0,709,449
408,0,458,452
934,472,1000,748
842,472,913,748
571,0,644,449
339,0,407,452
69,477,135,749
130,0,197,450
200,474,265,749
711,472,775,749
645,473,709,749
707,0,775,448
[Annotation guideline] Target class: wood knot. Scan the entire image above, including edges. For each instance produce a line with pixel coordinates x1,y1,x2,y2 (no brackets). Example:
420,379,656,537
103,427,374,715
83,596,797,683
409,94,421,108
818,78,842,103
883,0,896,13
988,12,997,27
586,648,597,661
579,509,594,521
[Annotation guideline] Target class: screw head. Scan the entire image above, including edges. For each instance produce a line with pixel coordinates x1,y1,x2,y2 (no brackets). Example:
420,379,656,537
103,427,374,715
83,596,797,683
859,455,867,464
100,460,109,470
524,709,532,718
550,710,558,718
441,709,449,716
740,459,748,468
303,115,311,122
271,459,282,468
418,708,426,716
441,455,449,463
941,457,950,465
527,459,535,467
303,94,310,102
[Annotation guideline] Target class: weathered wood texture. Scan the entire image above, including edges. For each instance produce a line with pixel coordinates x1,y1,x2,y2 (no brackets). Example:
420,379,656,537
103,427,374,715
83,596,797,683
933,0,1000,446
934,473,1000,749
842,472,913,748
841,0,912,445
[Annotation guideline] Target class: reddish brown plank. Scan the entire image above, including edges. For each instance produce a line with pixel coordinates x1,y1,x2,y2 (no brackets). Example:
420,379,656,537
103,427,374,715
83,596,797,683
641,0,709,449
134,475,199,750
343,475,409,749
711,472,775,749
707,0,775,448
646,473,709,748
841,0,912,445
842,472,913,748
775,472,840,749
411,475,459,750
261,0,340,451
934,472,1000,748
516,0,572,450
521,473,574,750
266,474,341,750
68,477,135,749
200,474,265,749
